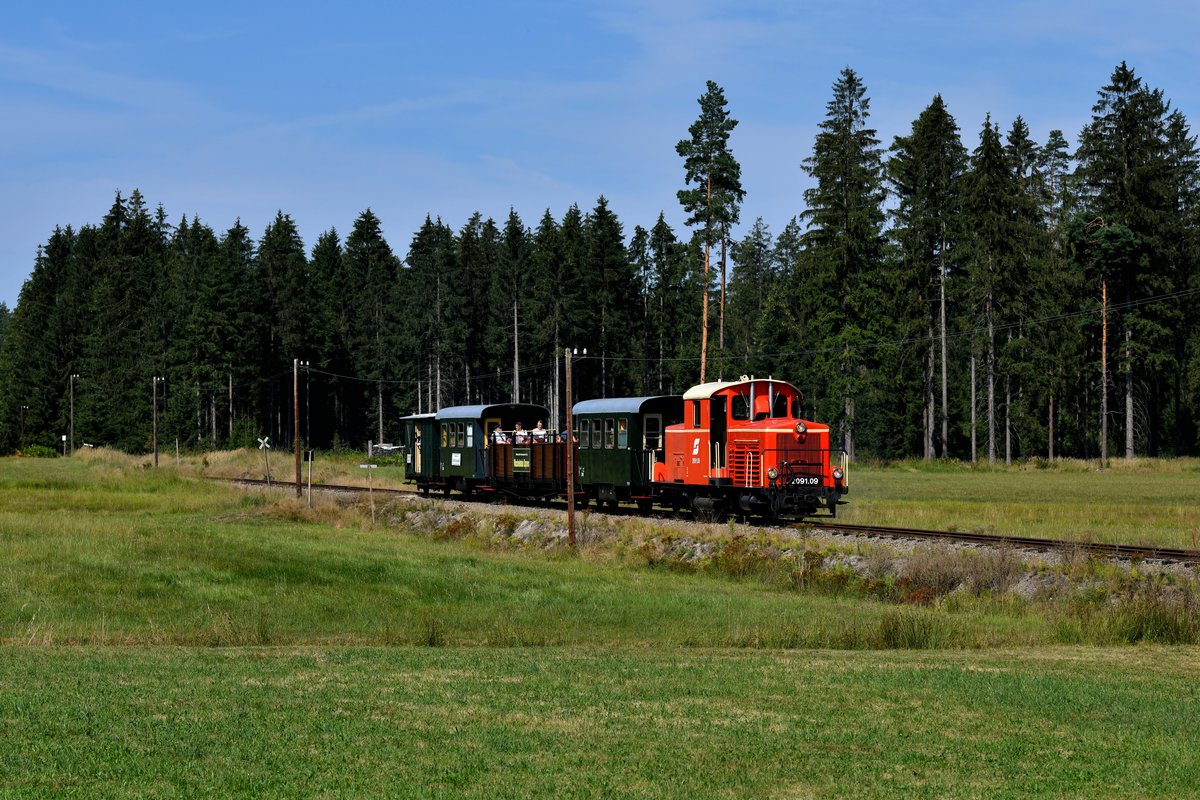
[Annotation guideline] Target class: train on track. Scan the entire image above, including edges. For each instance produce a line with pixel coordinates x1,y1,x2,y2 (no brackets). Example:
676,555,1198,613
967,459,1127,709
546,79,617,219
401,376,848,519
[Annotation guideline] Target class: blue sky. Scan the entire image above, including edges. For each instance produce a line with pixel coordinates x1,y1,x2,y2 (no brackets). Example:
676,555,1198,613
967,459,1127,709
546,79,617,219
2,1,1197,308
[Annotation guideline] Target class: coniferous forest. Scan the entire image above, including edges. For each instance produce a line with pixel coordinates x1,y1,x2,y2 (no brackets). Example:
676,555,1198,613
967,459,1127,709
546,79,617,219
2,63,1198,462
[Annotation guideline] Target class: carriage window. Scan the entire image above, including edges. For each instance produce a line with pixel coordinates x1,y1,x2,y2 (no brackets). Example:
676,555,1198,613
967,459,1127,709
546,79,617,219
617,418,628,449
466,424,474,447
441,424,448,447
644,416,661,449
605,418,615,449
578,420,587,448
772,393,789,418
457,423,466,448
591,420,603,449
731,394,750,421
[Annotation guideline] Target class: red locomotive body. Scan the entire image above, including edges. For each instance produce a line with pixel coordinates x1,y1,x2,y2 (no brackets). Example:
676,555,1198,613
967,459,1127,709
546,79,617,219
656,377,847,518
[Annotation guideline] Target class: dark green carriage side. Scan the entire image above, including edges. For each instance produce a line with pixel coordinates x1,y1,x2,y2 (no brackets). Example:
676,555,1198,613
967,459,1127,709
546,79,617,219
401,413,439,486
435,403,549,492
573,396,683,508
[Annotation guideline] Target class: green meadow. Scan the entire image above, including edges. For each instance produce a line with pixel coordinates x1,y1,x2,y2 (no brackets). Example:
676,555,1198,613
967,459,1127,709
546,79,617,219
2,453,1199,798
841,458,1200,548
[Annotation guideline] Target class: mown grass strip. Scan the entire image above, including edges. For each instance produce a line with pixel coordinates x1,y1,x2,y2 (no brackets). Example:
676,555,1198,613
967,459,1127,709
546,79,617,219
1,646,1197,799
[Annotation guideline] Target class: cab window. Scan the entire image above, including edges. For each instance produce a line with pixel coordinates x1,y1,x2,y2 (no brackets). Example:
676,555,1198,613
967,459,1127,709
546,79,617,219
692,402,701,428
617,418,628,449
791,397,802,419
731,394,750,421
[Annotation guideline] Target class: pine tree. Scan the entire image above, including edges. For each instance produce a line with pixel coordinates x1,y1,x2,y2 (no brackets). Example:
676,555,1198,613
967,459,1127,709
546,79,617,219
677,80,742,381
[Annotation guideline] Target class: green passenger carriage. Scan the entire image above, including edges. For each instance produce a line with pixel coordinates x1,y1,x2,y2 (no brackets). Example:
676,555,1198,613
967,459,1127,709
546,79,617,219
572,396,684,511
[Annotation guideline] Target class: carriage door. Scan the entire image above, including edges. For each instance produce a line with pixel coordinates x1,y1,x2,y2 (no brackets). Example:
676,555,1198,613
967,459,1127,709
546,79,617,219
413,423,422,474
710,397,727,474
644,414,662,483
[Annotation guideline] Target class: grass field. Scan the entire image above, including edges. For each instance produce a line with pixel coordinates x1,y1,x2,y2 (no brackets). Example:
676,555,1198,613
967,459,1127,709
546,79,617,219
841,459,1200,548
2,452,1199,797
4,647,1198,798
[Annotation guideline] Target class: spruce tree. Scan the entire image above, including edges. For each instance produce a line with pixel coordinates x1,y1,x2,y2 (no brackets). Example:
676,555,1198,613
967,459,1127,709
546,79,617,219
887,95,967,458
799,68,888,460
961,117,1019,464
343,209,401,444
1076,62,1182,458
726,218,774,373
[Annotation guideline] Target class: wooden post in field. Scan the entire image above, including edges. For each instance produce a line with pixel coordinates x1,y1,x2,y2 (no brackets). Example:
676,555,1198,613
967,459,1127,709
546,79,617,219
294,359,302,498
565,348,575,548
152,376,162,468
1101,280,1108,467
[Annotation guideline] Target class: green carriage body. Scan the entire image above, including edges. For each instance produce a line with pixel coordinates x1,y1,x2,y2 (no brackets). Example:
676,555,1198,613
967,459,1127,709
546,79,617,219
572,396,683,507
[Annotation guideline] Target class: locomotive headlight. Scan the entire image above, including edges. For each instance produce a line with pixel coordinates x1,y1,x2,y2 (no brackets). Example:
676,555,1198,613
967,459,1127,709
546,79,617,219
794,421,807,438
832,467,844,481
767,467,779,481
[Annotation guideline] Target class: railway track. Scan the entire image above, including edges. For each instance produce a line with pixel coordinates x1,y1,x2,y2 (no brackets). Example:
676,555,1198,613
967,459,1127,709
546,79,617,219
224,477,1200,564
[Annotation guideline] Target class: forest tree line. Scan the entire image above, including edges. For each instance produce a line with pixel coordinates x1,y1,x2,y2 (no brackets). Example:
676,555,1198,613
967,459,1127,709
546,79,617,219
1,62,1197,462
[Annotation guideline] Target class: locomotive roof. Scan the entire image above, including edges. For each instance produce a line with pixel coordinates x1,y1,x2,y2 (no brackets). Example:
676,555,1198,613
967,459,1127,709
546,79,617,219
572,396,680,415
434,402,549,421
682,378,799,401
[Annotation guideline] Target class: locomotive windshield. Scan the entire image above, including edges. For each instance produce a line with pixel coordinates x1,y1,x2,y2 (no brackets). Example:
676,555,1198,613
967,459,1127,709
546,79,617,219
772,393,789,418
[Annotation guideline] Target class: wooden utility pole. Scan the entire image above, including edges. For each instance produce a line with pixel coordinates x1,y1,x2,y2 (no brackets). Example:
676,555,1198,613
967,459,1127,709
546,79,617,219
1101,280,1108,466
152,376,163,467
294,359,302,498
699,174,711,383
565,348,575,548
69,373,78,455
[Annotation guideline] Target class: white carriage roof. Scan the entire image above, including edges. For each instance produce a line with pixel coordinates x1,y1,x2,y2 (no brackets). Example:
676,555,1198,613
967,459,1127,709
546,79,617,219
682,378,797,401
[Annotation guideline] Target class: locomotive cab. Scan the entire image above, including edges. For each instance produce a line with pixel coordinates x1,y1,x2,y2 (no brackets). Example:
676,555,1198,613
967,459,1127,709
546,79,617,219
658,377,847,518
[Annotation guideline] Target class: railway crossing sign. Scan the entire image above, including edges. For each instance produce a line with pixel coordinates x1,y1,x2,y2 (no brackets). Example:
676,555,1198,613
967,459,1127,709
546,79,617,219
258,437,272,485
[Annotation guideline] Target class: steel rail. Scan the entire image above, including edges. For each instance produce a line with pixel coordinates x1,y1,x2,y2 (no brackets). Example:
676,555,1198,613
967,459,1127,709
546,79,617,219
807,522,1200,564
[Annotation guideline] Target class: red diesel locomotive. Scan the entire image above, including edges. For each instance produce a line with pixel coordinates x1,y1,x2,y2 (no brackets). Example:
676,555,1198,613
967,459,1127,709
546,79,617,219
653,376,848,518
